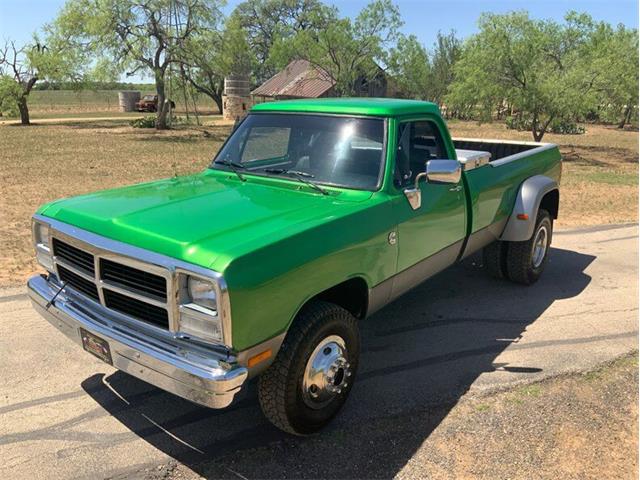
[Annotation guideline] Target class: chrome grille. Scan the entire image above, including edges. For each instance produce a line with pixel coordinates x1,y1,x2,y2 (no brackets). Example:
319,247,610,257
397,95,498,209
53,238,95,275
103,289,169,328
51,238,173,331
100,258,167,300
57,264,100,301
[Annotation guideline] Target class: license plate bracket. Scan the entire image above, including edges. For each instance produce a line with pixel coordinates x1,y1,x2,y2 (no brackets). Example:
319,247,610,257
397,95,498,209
80,328,113,365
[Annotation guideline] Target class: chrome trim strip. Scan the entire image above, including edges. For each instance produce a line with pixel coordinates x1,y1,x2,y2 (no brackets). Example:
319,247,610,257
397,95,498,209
33,214,232,348
28,274,246,409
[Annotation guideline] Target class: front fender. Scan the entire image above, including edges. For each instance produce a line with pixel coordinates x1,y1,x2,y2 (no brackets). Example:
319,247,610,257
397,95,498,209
500,175,558,242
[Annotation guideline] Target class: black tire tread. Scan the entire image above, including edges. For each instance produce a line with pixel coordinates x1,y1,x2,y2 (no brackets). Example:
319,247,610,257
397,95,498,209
505,209,552,285
483,240,507,279
258,301,357,435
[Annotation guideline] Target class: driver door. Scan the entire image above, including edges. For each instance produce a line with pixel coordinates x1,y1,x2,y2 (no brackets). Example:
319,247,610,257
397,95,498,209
392,119,467,294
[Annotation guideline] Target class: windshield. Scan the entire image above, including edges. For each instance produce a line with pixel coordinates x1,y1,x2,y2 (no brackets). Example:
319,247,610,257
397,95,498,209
212,113,386,191
143,95,155,101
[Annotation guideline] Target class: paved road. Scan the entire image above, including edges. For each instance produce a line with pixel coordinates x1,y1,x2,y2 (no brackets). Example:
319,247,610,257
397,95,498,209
1,224,637,480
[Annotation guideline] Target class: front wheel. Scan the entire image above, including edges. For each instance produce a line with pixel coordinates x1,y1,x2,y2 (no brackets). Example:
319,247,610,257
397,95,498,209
258,301,359,435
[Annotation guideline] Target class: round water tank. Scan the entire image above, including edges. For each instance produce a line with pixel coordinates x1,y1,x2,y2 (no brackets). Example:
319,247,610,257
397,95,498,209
118,91,141,112
224,76,250,97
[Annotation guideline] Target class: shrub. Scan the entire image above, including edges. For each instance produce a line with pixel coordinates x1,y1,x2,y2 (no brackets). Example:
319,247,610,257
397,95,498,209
506,116,585,135
130,116,156,128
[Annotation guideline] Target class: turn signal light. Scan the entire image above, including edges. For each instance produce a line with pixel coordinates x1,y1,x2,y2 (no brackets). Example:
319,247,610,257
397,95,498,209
248,349,272,368
517,213,529,220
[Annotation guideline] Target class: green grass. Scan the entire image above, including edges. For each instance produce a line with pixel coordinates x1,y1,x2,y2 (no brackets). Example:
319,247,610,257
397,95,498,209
506,384,544,404
579,171,639,186
475,403,491,412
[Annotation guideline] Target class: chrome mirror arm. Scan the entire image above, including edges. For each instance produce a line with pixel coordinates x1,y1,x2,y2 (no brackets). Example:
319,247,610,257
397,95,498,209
403,172,427,210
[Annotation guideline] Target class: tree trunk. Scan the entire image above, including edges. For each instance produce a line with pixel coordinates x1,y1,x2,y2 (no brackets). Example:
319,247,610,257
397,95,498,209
617,104,632,129
18,95,30,125
155,71,169,130
531,111,540,142
213,94,223,115
533,130,545,142
532,114,554,142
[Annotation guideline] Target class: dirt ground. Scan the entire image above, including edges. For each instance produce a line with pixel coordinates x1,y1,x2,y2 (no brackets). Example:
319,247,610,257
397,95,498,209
118,353,638,480
0,118,637,288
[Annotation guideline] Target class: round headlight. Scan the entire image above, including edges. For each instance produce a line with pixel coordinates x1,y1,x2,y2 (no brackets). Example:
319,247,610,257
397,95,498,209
187,277,217,311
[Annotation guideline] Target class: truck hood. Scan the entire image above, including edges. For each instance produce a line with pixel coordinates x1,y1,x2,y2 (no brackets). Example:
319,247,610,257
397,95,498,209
39,170,371,272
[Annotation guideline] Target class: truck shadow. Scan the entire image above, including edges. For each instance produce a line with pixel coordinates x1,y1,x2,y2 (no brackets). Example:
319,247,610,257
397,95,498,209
82,246,595,479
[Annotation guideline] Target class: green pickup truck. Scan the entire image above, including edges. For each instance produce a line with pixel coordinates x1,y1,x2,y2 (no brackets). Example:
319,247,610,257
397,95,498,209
28,99,561,434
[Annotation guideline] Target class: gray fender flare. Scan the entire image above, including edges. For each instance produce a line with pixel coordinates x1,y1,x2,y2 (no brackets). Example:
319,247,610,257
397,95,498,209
500,175,558,242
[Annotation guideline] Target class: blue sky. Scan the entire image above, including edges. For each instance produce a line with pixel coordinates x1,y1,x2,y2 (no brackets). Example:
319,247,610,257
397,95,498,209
1,0,637,82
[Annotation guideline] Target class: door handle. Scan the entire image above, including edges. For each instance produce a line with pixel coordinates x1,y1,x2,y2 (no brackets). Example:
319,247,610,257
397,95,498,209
449,185,463,192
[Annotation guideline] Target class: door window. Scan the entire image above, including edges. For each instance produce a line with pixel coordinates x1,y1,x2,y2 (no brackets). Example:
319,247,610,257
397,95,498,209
396,121,447,186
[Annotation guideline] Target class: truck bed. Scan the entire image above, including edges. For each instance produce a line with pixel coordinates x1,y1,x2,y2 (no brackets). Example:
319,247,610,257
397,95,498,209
453,138,548,164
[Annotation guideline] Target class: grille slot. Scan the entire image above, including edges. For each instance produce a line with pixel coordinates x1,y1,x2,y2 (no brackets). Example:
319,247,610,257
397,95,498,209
100,259,167,300
58,265,100,301
103,289,169,329
53,238,95,275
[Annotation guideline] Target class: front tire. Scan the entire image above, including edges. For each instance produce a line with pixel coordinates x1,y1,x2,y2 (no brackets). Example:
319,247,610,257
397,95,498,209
258,301,359,435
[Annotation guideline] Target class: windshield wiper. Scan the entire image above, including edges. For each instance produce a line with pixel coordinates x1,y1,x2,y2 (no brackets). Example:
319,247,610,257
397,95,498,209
264,168,329,195
214,160,246,182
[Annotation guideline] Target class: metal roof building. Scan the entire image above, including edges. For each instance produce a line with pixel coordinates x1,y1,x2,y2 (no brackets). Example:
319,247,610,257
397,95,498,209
251,60,336,99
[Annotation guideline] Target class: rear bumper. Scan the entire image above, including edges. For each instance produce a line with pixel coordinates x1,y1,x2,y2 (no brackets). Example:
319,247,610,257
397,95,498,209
28,274,247,408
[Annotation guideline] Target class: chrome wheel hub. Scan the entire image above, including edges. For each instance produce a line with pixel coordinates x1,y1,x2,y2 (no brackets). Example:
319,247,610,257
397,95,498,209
301,335,352,409
532,224,549,268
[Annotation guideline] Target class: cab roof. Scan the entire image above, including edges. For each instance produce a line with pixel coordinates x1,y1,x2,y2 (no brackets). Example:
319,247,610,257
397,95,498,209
250,98,441,117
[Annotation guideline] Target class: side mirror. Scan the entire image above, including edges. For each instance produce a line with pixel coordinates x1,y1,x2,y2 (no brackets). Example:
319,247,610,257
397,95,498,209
403,159,462,210
426,159,462,184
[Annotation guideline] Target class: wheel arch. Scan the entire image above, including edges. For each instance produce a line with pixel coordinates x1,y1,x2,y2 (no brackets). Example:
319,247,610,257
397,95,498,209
500,175,559,242
306,276,370,320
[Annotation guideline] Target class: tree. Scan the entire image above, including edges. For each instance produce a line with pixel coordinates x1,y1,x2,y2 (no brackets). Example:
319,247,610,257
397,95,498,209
430,31,461,106
180,14,253,114
234,0,330,84
589,23,638,128
446,12,600,141
0,39,77,124
272,0,403,96
52,0,222,129
387,34,431,99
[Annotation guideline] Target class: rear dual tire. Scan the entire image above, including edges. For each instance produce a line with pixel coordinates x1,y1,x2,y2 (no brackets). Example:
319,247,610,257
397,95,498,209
483,209,552,285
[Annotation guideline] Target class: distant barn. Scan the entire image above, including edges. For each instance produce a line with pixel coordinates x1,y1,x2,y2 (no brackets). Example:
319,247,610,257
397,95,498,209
251,59,387,102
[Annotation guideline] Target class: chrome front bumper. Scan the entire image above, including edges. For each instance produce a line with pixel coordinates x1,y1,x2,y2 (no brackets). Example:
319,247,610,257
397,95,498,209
28,274,247,408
